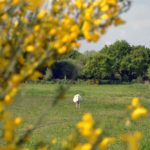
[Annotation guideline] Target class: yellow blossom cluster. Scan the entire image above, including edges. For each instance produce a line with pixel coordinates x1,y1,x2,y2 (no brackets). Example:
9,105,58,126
63,113,116,150
63,98,148,150
128,98,148,120
0,0,127,109
0,0,136,149
76,113,102,143
122,132,143,150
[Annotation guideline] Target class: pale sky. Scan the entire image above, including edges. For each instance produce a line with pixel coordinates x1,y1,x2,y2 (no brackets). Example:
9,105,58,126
79,0,150,52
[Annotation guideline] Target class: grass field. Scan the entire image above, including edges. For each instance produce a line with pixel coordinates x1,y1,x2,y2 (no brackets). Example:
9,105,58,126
8,83,150,149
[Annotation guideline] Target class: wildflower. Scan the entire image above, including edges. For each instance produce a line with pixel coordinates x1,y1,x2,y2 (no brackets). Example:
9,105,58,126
131,97,140,108
101,5,109,12
71,42,80,49
114,17,126,26
107,0,117,5
4,95,12,105
11,74,22,86
74,143,92,150
51,138,57,144
75,0,82,9
12,0,20,6
94,19,102,26
1,13,8,20
37,10,48,19
99,137,115,150
81,143,92,150
57,46,67,54
131,107,148,120
48,29,57,36
34,25,40,32
89,128,102,144
82,21,91,33
4,130,13,142
83,113,93,122
26,45,34,52
77,113,94,137
14,117,22,125
100,14,109,20
122,132,142,150
29,71,43,80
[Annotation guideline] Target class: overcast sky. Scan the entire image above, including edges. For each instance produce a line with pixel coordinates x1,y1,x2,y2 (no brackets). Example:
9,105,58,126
79,0,150,52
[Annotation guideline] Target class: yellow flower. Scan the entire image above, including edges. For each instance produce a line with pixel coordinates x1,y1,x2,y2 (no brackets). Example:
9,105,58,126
26,0,44,10
12,0,20,6
131,97,140,108
74,143,92,150
107,0,117,5
26,45,34,52
24,35,34,45
14,20,19,27
62,35,70,43
37,10,48,20
83,113,93,122
76,113,94,137
85,8,94,20
131,107,148,120
93,19,102,26
100,14,109,20
11,74,21,84
57,46,67,55
4,95,12,105
82,21,91,32
99,137,115,150
51,138,57,145
83,32,92,41
70,33,78,41
91,31,100,42
17,55,25,65
101,5,109,12
48,29,57,36
29,71,43,80
1,13,8,20
89,128,102,144
81,143,92,150
14,117,22,125
4,130,13,142
122,132,142,150
0,0,6,9
71,42,80,49
75,0,83,9
114,17,126,26
33,25,40,32
71,25,80,33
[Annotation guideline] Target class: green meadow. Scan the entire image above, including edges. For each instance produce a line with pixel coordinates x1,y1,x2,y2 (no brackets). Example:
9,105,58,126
9,83,150,149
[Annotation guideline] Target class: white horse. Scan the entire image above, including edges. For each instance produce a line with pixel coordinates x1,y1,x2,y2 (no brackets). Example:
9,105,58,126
73,94,82,108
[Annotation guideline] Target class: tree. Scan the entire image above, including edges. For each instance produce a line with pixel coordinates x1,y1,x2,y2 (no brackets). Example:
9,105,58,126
51,60,79,80
123,46,150,80
100,41,150,82
61,50,82,60
101,40,132,81
82,53,113,80
147,65,150,80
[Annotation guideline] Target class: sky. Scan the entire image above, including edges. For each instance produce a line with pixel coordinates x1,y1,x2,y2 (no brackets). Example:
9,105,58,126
79,0,150,52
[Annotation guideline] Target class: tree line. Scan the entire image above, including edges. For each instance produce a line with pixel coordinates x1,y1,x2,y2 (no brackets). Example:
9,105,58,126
42,40,150,83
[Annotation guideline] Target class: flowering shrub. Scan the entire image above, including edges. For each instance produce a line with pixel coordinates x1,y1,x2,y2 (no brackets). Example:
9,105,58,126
61,98,148,150
0,0,147,150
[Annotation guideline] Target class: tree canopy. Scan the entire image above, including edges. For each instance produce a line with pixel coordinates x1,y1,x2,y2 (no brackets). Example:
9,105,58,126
47,41,150,83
